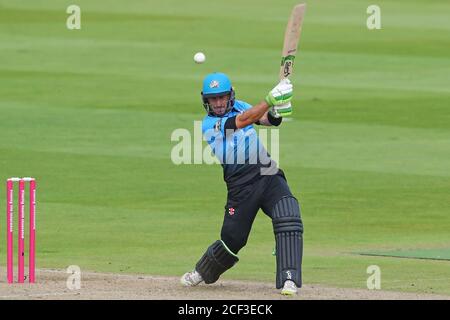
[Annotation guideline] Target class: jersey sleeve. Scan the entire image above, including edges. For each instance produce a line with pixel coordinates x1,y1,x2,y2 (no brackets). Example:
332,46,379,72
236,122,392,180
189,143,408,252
234,100,252,112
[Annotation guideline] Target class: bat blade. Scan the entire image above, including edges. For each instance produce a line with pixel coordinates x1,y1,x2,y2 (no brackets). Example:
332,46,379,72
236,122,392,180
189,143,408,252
279,3,306,80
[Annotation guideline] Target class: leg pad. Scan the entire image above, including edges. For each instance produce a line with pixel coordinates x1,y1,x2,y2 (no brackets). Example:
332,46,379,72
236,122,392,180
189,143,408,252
196,240,239,284
272,196,303,289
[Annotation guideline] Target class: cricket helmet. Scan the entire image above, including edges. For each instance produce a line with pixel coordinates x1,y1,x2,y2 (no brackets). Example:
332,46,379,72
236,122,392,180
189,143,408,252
201,72,235,116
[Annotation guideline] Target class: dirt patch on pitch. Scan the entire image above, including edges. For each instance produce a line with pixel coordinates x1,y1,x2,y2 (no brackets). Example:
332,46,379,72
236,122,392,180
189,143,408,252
0,268,448,300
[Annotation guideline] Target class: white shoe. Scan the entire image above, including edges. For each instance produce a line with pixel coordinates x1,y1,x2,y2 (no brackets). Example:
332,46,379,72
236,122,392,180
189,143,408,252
180,270,203,286
281,280,298,296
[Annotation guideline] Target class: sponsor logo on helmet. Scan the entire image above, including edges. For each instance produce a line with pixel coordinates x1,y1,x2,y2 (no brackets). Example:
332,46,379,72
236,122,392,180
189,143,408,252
209,80,220,88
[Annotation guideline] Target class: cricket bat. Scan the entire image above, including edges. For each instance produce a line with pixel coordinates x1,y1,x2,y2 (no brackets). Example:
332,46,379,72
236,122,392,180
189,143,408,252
279,3,306,80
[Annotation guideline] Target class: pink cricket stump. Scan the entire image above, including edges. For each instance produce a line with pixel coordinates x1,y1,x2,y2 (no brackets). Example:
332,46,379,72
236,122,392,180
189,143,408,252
29,179,36,283
18,179,25,283
6,179,14,284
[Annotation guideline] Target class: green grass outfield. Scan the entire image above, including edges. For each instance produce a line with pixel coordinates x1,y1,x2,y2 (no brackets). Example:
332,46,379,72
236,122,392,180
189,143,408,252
1,0,449,295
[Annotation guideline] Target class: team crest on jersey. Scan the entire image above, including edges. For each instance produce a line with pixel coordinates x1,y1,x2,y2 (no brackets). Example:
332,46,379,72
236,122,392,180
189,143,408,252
209,80,219,88
228,207,235,216
214,119,221,132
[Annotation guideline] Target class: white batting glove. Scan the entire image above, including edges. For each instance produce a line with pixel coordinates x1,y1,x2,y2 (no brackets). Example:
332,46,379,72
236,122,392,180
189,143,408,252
265,78,293,108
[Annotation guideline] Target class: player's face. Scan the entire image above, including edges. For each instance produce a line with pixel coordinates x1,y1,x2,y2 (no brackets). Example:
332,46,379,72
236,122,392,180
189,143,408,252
208,94,230,116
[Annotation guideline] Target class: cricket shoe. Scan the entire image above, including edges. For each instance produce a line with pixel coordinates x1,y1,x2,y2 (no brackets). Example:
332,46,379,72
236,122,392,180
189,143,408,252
180,270,203,286
281,280,298,296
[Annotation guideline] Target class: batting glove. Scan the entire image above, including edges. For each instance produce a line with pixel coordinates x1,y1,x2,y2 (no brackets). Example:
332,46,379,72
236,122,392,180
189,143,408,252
270,102,292,118
265,78,293,108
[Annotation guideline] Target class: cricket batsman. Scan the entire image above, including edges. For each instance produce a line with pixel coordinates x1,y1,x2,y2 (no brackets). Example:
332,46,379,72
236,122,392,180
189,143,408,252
181,72,303,295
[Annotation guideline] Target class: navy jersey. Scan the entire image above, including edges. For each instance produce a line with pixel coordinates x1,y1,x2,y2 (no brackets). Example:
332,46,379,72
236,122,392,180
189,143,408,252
202,100,276,188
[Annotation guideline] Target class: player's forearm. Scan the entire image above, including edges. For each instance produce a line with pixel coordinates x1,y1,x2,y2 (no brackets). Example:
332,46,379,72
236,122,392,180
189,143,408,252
258,111,283,127
235,101,270,128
